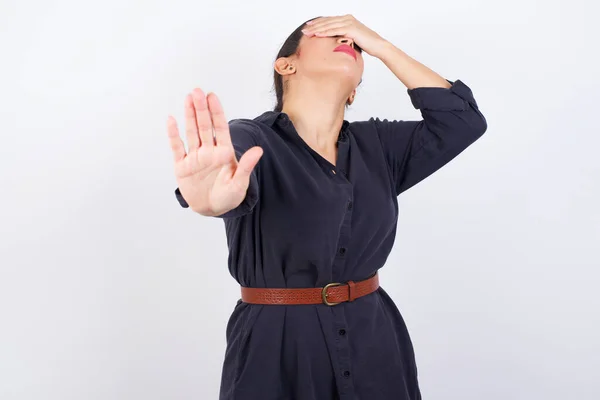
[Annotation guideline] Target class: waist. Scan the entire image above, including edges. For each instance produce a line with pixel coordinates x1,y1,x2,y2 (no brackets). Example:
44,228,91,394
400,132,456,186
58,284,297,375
240,272,379,306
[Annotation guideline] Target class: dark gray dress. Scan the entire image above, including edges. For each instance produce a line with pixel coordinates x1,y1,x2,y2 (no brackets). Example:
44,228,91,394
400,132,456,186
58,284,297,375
175,79,487,400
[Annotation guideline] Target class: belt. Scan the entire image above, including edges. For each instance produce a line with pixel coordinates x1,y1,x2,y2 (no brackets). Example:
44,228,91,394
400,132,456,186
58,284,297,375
240,272,379,306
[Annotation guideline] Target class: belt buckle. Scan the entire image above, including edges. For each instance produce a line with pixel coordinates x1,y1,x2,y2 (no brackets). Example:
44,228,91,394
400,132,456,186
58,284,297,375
322,282,342,306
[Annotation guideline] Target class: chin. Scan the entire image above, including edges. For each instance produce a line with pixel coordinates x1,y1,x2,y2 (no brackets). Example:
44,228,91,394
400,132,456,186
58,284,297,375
322,60,360,78
335,67,362,87
306,63,363,87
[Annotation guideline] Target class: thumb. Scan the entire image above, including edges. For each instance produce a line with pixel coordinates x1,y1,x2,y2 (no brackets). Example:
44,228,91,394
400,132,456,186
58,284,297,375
231,146,263,187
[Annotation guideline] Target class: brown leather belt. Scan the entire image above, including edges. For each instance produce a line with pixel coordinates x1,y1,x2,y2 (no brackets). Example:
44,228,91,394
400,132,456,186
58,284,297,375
240,272,379,306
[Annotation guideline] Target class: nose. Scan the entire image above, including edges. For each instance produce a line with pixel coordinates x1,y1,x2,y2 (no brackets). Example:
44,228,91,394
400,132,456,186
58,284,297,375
337,37,355,49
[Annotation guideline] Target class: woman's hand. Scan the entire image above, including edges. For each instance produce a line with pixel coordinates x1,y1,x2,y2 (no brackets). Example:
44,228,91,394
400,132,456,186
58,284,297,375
167,89,263,216
302,14,389,57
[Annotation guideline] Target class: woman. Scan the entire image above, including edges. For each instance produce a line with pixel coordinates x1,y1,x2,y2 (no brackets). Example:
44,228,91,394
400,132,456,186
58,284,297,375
168,15,486,400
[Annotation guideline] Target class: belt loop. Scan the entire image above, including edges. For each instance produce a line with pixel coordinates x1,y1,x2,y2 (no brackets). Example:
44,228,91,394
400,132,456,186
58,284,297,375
347,280,357,302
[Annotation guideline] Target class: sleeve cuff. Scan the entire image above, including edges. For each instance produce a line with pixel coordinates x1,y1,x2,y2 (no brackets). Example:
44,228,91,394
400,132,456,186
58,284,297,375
174,183,259,217
213,166,260,219
407,79,477,111
175,187,189,208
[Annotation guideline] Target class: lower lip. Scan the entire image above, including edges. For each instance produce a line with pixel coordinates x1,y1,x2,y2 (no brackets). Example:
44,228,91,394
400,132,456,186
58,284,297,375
334,49,356,60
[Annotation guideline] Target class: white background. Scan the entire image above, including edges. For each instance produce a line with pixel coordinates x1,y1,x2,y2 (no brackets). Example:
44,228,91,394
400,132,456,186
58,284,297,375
1,0,598,399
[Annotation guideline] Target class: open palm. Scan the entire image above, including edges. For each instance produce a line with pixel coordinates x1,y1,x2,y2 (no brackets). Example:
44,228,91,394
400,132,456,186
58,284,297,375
167,89,263,216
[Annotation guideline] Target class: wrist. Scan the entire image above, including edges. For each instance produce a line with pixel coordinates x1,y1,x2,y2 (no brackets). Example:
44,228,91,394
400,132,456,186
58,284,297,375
371,39,397,59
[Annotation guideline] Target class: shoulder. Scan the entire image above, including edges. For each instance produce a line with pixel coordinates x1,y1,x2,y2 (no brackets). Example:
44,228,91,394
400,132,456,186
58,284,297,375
347,118,381,140
349,118,378,129
349,117,414,138
347,118,410,153
227,111,280,142
228,118,262,133
226,118,266,146
349,117,396,129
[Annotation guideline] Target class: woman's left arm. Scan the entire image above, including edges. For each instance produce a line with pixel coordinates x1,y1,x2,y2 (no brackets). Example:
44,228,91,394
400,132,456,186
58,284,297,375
370,42,488,195
304,15,488,195
372,41,452,90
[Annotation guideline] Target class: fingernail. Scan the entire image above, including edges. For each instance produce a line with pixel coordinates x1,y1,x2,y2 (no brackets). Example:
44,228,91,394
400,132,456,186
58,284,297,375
301,29,308,34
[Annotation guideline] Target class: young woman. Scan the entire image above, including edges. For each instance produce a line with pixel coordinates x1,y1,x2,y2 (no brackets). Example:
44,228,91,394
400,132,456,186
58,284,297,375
168,14,487,400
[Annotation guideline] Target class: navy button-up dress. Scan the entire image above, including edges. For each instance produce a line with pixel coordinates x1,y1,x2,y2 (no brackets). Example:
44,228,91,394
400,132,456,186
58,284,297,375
175,80,487,399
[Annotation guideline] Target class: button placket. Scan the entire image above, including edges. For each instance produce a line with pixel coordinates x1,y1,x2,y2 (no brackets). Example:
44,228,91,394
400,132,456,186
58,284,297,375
332,308,353,396
331,209,353,395
329,127,356,397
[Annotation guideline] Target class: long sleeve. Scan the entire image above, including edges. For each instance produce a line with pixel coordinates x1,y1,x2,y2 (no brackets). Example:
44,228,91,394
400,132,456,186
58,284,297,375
174,119,262,219
372,79,487,196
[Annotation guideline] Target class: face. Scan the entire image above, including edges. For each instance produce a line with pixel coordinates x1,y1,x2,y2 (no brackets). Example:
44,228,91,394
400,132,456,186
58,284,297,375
283,30,364,89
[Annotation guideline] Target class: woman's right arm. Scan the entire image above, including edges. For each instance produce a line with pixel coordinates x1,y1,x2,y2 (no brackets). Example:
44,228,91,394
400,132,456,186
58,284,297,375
167,89,263,218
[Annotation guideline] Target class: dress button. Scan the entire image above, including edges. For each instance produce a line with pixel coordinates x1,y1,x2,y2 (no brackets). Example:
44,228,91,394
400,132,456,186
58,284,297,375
339,329,346,336
347,201,353,210
338,247,346,255
331,169,336,175
343,370,351,377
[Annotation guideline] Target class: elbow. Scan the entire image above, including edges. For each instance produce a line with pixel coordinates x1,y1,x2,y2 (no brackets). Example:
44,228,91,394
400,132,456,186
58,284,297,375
464,108,487,140
471,118,487,142
475,112,488,137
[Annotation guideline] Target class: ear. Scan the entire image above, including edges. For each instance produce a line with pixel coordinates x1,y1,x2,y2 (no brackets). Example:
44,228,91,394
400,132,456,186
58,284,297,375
346,88,357,105
274,57,296,76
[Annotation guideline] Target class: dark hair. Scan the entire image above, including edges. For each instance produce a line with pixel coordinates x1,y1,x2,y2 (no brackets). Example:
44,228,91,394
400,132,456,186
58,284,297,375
272,17,361,112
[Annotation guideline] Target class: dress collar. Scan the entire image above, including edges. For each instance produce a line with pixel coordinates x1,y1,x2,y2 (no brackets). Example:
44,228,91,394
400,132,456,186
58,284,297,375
254,111,350,141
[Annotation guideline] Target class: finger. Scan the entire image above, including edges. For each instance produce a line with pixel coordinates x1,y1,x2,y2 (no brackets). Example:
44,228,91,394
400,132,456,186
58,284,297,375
314,27,347,37
207,93,232,148
303,21,336,33
305,21,349,36
184,94,200,150
308,22,347,35
305,16,344,29
167,116,186,162
191,88,214,149
231,146,263,188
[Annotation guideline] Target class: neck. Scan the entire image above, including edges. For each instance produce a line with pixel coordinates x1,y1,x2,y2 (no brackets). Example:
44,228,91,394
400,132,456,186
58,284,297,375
281,76,350,158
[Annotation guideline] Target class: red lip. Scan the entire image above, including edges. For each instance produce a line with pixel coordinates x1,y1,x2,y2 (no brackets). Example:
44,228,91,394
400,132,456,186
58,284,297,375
334,44,357,60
